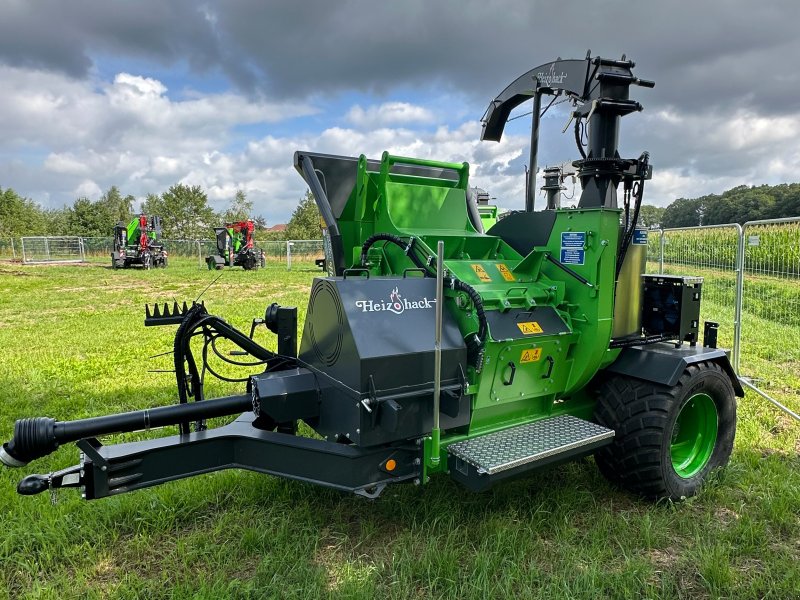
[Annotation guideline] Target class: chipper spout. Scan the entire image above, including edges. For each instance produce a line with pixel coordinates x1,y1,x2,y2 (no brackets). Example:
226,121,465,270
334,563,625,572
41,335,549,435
1,395,252,468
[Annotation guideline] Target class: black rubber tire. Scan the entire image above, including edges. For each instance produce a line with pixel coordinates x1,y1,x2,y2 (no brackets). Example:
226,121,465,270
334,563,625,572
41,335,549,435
593,361,736,501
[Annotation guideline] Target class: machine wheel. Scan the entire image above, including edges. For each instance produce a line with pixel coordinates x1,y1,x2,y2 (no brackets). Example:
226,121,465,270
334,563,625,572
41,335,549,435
593,361,736,501
260,254,266,269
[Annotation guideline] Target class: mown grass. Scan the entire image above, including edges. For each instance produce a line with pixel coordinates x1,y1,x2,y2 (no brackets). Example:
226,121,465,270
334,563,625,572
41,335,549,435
1,259,799,599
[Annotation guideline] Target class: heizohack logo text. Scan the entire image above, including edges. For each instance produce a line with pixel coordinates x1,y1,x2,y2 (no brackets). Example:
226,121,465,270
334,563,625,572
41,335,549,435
355,287,436,314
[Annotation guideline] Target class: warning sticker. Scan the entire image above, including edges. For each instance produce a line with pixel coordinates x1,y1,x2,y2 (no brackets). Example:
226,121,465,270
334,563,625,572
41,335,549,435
496,263,515,282
471,264,492,282
517,321,543,335
520,348,542,363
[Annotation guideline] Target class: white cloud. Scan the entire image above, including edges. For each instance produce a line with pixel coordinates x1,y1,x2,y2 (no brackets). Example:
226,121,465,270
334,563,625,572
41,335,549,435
74,179,102,198
4,62,800,225
345,102,436,128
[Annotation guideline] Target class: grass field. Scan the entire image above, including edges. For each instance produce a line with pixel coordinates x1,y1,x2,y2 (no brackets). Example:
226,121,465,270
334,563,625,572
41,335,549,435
1,259,799,599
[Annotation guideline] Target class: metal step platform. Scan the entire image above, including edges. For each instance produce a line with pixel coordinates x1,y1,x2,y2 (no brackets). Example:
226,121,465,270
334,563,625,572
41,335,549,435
447,415,614,491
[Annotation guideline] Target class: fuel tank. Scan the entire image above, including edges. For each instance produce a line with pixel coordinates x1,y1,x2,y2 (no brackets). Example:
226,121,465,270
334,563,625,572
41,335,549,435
612,228,648,338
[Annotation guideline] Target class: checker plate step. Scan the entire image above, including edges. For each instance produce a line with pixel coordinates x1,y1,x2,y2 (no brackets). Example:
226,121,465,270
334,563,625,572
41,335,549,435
447,415,614,475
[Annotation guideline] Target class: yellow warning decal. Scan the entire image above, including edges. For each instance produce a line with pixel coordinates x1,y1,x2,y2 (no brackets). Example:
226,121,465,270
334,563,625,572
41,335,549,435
517,321,544,335
496,263,515,282
520,348,542,363
471,264,492,282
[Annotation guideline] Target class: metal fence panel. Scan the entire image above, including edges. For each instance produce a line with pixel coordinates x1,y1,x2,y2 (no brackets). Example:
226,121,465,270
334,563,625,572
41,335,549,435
739,218,800,387
645,228,663,272
21,236,85,263
658,224,743,355
286,239,324,270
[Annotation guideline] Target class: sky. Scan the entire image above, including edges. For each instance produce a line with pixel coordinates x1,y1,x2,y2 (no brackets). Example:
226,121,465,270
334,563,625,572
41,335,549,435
1,0,799,225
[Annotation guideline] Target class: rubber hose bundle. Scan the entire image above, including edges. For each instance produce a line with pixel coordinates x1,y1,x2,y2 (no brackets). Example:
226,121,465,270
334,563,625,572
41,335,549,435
173,302,208,407
359,233,426,270
616,152,650,280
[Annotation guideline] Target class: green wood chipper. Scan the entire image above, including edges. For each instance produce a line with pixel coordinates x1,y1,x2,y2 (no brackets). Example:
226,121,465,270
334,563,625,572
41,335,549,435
2,53,741,502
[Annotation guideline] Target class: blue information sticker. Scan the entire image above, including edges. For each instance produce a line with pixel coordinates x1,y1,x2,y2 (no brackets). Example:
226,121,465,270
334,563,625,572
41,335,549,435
632,229,648,245
561,232,586,249
560,248,585,265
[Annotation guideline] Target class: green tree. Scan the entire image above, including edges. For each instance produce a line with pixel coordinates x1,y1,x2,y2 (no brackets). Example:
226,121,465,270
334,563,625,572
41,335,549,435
99,186,134,224
638,204,666,228
285,190,321,240
143,184,216,239
0,187,48,237
222,189,253,223
252,214,270,234
662,197,704,228
66,197,115,236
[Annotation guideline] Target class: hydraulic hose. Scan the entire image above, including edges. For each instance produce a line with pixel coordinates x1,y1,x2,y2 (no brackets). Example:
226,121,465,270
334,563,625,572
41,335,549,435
446,278,488,370
359,233,428,272
574,117,587,159
615,152,649,280
1,394,252,467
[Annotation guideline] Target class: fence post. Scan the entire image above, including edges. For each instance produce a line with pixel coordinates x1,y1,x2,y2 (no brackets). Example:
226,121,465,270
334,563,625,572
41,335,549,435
733,224,744,373
658,228,665,274
44,237,50,261
286,241,294,271
10,238,16,260
196,240,202,269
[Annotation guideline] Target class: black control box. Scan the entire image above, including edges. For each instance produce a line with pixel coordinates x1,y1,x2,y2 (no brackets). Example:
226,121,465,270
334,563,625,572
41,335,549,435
642,275,703,346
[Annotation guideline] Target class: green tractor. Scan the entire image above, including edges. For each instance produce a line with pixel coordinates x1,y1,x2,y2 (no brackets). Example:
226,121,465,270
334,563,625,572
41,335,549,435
111,214,167,269
206,220,265,270
2,54,741,503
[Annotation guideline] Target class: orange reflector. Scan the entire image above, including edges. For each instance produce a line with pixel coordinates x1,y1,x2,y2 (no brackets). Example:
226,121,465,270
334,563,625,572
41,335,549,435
385,459,397,471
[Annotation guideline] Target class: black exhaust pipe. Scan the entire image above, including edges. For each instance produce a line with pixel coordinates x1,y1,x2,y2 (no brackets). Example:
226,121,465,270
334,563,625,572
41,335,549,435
1,394,252,467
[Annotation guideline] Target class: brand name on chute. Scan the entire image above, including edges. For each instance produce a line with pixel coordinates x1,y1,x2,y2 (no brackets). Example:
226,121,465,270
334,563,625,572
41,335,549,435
537,63,567,86
355,287,436,315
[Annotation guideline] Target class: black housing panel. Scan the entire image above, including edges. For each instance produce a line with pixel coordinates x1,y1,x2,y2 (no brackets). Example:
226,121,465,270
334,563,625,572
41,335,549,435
486,210,557,256
299,277,470,446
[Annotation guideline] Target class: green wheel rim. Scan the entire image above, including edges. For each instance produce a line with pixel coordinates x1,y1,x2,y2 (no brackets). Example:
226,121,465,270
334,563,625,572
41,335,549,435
670,392,718,478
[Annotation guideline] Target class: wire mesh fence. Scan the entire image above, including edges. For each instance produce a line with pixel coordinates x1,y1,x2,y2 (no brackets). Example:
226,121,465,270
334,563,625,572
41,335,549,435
645,220,799,403
0,239,17,260
5,236,325,269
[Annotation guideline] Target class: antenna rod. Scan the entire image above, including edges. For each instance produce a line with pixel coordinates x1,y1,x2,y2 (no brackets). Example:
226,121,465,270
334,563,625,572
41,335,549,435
525,89,542,212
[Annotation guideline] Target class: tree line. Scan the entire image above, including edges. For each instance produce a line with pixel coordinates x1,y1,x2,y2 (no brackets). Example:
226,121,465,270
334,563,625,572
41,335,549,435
657,183,800,229
0,185,323,241
7,178,795,240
